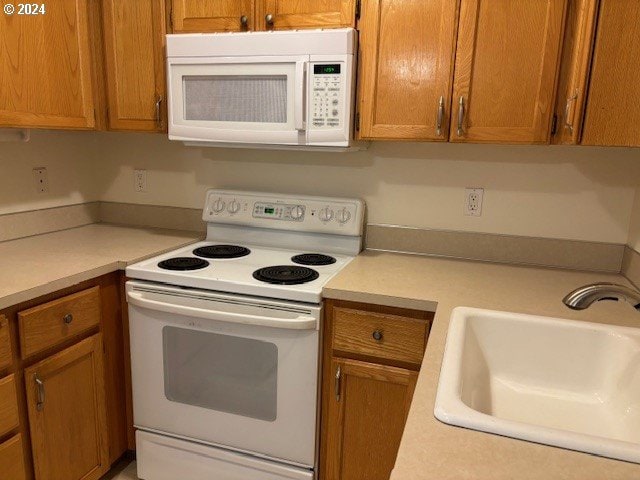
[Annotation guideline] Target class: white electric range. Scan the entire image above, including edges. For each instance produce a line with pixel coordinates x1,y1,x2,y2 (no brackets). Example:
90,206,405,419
126,190,365,480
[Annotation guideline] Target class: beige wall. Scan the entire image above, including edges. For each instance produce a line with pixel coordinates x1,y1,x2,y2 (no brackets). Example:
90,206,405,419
1,130,639,245
627,186,640,251
0,130,100,215
94,132,640,244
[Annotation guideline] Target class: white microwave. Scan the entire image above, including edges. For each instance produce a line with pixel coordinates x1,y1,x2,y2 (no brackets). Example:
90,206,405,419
166,28,358,150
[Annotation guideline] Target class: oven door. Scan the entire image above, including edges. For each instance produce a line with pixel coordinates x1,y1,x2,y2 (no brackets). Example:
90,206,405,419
167,55,309,145
126,281,320,467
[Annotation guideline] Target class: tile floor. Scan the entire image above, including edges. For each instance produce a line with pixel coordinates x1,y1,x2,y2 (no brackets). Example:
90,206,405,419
102,461,138,480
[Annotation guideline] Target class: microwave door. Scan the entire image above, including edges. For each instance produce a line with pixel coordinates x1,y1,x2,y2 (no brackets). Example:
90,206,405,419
167,55,309,145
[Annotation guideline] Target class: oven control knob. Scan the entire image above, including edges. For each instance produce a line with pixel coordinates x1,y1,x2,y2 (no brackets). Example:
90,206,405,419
212,198,226,213
319,207,334,222
290,205,305,220
336,208,351,224
228,200,241,214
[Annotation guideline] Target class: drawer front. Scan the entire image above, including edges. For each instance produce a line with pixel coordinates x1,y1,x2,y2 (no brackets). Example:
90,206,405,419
0,316,11,370
0,374,19,438
332,307,428,366
19,286,101,358
0,434,27,480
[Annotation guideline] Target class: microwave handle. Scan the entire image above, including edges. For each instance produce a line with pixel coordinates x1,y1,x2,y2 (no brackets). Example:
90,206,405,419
295,61,308,131
127,290,317,330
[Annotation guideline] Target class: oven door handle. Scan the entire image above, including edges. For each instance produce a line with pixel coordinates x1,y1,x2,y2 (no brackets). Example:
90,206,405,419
127,290,318,330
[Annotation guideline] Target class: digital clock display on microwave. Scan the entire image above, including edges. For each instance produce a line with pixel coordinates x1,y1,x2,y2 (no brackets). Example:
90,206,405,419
314,64,341,75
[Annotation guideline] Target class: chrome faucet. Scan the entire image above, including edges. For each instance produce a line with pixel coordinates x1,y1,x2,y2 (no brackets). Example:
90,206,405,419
563,282,640,311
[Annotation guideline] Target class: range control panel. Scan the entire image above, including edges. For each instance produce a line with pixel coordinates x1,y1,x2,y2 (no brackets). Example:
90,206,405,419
203,190,364,236
311,63,343,130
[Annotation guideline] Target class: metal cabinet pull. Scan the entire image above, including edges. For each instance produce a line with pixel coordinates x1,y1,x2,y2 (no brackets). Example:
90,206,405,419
335,366,341,402
372,330,383,341
155,95,163,128
564,93,578,134
436,96,445,136
457,96,465,136
265,13,274,26
240,15,248,28
35,374,45,411
63,313,73,325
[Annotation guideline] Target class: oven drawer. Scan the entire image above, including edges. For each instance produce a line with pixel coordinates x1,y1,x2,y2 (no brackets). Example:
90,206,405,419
137,430,313,480
332,306,428,367
0,434,27,480
18,287,101,358
0,374,20,438
0,316,11,370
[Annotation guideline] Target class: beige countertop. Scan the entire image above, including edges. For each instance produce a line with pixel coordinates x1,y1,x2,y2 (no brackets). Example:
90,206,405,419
0,224,202,309
324,250,640,480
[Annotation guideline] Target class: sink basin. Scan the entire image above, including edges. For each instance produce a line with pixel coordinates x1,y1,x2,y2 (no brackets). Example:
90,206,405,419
434,307,640,463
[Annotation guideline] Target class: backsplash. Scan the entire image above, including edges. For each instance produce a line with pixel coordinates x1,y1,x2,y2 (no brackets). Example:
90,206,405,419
1,130,639,246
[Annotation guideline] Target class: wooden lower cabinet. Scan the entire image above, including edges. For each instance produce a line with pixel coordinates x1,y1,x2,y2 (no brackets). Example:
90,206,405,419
320,300,432,480
0,434,28,480
24,334,109,480
323,358,417,480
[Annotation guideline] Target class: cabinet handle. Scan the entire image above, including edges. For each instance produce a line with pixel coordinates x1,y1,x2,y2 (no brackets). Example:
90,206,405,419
335,365,341,402
265,13,274,26
35,374,45,411
63,313,73,325
436,95,445,136
457,96,465,137
240,15,249,28
372,330,383,341
155,95,163,128
563,93,578,134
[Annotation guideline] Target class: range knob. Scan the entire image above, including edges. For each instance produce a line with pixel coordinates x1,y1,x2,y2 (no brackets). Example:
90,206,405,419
228,199,241,214
290,205,305,220
212,198,226,213
336,208,351,224
319,207,334,222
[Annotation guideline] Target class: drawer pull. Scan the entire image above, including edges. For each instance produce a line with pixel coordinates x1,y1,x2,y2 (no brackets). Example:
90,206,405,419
35,374,45,411
240,15,248,27
265,13,274,26
63,313,73,325
372,330,383,341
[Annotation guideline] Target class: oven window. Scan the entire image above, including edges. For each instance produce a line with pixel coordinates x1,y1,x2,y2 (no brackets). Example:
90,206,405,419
183,75,287,123
162,327,278,421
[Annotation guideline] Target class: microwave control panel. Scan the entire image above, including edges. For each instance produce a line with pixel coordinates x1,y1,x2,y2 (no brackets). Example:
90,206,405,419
311,64,343,130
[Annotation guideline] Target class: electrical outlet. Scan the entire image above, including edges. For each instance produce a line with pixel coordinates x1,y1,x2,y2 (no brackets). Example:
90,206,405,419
464,188,484,216
32,167,49,194
134,169,147,193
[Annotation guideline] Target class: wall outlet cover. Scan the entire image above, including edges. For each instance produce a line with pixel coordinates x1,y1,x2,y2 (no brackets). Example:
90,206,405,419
464,188,484,216
32,167,48,194
134,169,147,193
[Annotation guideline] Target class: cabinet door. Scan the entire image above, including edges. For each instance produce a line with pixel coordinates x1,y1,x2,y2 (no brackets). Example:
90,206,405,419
172,0,255,32
582,0,640,146
324,358,417,480
102,0,167,132
25,334,108,480
357,0,458,141
552,0,598,144
0,0,98,129
256,0,355,31
450,0,567,143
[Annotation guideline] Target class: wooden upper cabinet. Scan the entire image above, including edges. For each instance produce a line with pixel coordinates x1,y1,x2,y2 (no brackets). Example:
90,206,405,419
25,334,108,480
0,0,99,129
552,0,598,144
172,0,256,32
324,358,417,480
102,0,167,131
357,0,459,141
582,0,640,146
450,0,567,144
256,0,356,31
